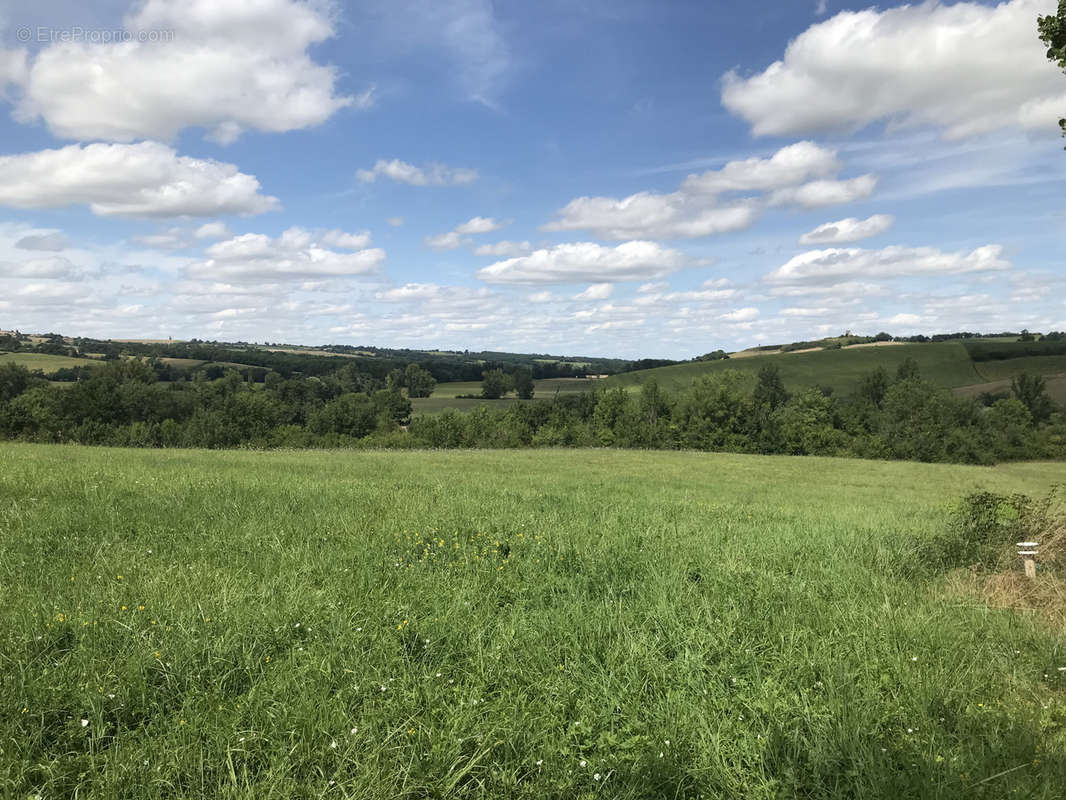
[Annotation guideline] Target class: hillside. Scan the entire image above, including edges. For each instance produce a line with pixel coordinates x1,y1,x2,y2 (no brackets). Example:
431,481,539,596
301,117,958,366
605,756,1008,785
605,340,1066,399
2,443,1064,798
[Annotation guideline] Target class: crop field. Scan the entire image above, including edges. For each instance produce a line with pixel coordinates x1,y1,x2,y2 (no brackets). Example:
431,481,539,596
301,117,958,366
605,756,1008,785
1,444,1064,798
412,378,595,414
0,353,101,373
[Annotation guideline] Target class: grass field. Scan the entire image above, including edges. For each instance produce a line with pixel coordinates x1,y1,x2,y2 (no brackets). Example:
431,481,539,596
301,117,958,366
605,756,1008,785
1,444,1065,798
606,342,984,394
413,378,596,414
955,374,1066,405
0,352,101,373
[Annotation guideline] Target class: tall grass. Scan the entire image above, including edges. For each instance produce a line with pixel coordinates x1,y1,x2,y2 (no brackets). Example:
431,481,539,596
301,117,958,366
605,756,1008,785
1,444,1064,798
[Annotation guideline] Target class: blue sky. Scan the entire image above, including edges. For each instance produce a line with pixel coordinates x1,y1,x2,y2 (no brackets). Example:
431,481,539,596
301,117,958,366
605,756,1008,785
0,0,1063,358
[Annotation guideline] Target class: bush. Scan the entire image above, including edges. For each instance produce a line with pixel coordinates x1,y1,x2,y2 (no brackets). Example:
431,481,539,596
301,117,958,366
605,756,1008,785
916,491,1037,573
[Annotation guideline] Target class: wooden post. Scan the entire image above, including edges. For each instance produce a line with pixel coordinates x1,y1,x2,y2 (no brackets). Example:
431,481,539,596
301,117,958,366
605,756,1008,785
1017,542,1039,579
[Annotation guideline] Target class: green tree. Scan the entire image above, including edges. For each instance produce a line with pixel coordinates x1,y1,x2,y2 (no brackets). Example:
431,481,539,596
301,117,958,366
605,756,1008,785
0,362,34,403
895,357,920,382
403,364,437,398
1038,0,1066,142
753,364,789,411
1010,372,1054,424
857,367,890,408
511,367,535,400
481,369,512,399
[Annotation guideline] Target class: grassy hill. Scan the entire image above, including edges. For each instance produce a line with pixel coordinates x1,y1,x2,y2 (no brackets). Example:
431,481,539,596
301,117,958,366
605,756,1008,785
2,443,1064,798
606,341,982,393
0,352,102,373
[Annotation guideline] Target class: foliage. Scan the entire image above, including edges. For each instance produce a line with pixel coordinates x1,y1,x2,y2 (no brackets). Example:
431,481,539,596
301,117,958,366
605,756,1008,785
481,369,513,400
1038,0,1066,141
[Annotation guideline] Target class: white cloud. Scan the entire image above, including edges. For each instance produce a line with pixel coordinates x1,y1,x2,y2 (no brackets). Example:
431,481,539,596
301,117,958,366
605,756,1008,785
766,244,1010,284
425,231,470,251
477,241,687,285
454,216,505,234
356,159,478,186
799,214,894,245
0,142,279,218
721,0,1066,140
194,222,231,240
15,231,69,251
769,175,877,209
474,240,531,257
720,307,760,322
527,290,555,304
320,229,373,250
886,313,922,326
545,142,874,239
680,141,840,194
0,256,80,279
6,0,359,143
574,283,613,300
186,227,384,281
780,306,830,317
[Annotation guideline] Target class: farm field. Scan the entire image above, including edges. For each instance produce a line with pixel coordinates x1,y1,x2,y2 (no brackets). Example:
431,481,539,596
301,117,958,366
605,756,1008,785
1,444,1064,798
605,342,984,394
412,378,596,414
0,352,100,373
954,374,1066,405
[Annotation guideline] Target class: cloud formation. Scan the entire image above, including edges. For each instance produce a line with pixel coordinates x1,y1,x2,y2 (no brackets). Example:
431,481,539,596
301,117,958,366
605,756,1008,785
0,142,279,218
357,159,478,186
478,241,687,284
186,227,384,281
4,0,360,143
545,142,875,239
799,214,894,245
721,0,1066,140
766,244,1010,284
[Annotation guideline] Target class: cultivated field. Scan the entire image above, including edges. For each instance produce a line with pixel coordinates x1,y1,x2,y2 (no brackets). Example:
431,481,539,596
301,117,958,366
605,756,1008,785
1,444,1064,798
0,353,100,373
411,378,595,414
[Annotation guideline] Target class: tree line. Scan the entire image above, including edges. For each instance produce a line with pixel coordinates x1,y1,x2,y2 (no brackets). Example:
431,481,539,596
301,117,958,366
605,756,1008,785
0,356,1062,464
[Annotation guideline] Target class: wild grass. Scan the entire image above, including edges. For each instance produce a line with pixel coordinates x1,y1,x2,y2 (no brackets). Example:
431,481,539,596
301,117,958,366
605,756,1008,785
1,444,1065,799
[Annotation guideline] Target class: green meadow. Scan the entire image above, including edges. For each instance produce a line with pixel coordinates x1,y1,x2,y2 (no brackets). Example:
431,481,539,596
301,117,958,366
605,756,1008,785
0,353,100,373
1,443,1064,798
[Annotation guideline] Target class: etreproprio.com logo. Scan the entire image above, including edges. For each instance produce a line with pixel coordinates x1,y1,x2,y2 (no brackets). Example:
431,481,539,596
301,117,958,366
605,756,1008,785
15,26,176,44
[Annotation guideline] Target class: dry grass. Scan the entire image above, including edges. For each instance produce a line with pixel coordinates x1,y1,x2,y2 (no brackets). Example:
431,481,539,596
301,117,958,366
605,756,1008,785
951,570,1066,636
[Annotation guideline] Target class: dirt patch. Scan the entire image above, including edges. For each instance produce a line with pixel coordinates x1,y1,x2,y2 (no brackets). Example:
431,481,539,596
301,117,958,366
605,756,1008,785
844,341,905,348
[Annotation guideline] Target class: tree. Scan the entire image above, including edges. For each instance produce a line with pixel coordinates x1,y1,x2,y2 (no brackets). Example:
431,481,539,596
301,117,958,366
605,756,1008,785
753,364,788,411
1010,372,1054,424
511,367,534,400
403,364,436,398
1038,0,1066,142
481,369,512,399
857,367,890,408
895,357,920,382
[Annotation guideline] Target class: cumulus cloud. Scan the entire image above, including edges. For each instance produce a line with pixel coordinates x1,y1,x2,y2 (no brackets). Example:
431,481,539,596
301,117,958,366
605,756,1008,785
766,244,1010,284
478,241,687,285
425,231,470,251
545,142,874,239
719,307,760,322
0,142,279,218
474,240,531,257
1,256,80,279
768,175,877,209
194,222,231,240
454,216,505,234
15,231,69,251
721,0,1066,140
186,226,384,281
574,283,613,300
5,0,360,143
799,214,894,245
356,159,478,186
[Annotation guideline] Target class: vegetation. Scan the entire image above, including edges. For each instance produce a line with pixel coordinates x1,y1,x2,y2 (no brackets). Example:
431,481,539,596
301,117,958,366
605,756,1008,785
1,444,1064,799
1039,0,1066,142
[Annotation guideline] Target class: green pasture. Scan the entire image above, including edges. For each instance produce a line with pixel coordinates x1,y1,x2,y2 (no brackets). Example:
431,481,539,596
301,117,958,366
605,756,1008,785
1,444,1064,798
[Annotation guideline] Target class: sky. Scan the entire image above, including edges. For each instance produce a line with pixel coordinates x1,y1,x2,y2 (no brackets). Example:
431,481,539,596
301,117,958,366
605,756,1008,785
0,0,1063,359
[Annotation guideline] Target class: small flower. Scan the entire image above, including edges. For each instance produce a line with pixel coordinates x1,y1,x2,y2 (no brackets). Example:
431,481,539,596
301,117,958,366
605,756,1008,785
911,656,918,662
330,740,337,749
81,718,89,727
579,760,587,768
350,727,358,735
594,773,601,781
536,759,543,766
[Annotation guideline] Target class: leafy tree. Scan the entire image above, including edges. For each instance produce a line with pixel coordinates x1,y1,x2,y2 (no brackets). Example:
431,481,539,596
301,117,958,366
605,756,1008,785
895,357,920,382
308,393,378,438
511,367,535,400
857,367,890,408
0,363,34,403
1010,372,1054,424
481,369,512,399
753,364,789,411
404,364,437,398
1038,0,1066,142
